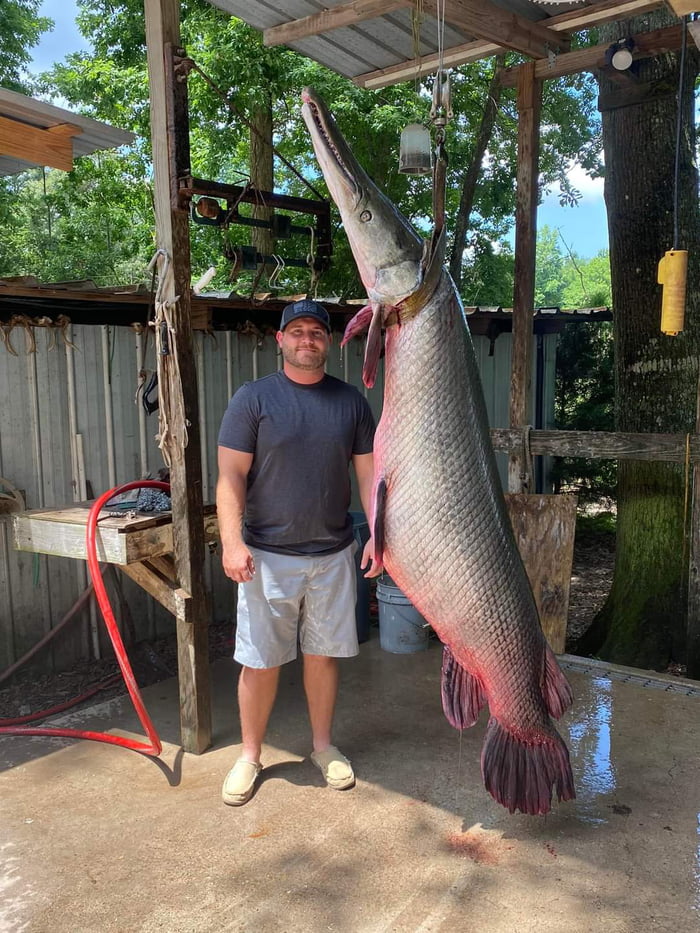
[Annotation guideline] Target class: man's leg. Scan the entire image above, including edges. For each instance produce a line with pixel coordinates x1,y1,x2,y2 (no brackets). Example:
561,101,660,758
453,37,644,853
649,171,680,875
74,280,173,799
222,665,280,806
304,653,355,790
238,664,280,763
302,654,339,753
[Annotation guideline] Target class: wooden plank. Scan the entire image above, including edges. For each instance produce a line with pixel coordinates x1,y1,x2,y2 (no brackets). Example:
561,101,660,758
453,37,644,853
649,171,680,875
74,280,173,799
355,0,662,88
145,0,211,755
490,428,700,463
11,508,219,564
499,24,683,87
425,0,570,59
0,115,82,171
667,0,699,14
118,560,190,617
505,493,578,655
356,38,501,88
264,0,410,46
508,63,541,493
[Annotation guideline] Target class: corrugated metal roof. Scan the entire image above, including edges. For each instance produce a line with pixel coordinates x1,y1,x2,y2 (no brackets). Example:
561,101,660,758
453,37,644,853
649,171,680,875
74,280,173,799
0,88,135,176
206,0,663,88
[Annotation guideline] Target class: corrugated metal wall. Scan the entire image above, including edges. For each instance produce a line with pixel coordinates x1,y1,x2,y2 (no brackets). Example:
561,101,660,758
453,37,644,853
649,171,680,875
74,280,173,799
0,321,555,673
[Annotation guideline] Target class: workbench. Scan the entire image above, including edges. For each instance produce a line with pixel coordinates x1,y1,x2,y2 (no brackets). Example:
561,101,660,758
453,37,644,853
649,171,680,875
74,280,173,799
12,503,219,750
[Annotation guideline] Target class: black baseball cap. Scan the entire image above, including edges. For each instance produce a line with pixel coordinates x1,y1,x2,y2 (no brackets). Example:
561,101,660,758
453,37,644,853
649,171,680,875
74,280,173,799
279,299,331,333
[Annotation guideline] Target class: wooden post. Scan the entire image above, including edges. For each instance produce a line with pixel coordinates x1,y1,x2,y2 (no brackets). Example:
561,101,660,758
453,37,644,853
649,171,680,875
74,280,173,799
508,62,541,493
686,376,700,679
144,0,211,753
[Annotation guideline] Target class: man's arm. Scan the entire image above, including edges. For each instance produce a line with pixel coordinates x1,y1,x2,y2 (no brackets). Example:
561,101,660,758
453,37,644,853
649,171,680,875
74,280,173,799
352,451,383,578
216,446,256,583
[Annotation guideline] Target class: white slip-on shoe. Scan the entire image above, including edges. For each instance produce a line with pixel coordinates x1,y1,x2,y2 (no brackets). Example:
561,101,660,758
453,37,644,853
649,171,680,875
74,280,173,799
222,759,262,806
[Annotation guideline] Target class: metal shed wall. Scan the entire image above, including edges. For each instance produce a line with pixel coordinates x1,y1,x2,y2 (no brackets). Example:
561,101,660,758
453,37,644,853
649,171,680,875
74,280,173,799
0,322,555,673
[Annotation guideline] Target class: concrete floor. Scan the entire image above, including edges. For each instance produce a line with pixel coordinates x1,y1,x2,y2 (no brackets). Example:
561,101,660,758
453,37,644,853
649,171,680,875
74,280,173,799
1,635,699,933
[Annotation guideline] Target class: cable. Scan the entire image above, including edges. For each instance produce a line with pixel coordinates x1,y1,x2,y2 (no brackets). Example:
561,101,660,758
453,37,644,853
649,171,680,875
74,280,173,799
672,17,688,251
0,481,169,756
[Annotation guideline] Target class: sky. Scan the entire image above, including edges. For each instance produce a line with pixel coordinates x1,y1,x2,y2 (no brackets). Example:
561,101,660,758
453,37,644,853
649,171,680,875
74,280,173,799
28,0,609,257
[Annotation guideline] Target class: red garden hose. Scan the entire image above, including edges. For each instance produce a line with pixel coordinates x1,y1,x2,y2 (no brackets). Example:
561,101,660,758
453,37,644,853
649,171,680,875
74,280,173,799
0,481,170,756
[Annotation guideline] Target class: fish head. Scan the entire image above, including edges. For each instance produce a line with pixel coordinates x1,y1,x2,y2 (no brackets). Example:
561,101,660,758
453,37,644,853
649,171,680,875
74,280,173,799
301,87,425,309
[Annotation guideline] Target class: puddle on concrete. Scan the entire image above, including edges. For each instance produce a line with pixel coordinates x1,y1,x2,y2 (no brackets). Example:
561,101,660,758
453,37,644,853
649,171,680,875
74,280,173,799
566,674,616,825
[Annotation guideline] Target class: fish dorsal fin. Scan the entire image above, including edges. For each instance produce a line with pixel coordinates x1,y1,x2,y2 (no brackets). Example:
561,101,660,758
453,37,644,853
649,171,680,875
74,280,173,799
441,645,486,730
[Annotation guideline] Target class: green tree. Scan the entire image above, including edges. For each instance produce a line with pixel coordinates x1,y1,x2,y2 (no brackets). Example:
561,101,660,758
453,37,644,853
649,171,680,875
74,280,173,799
579,11,700,670
21,0,604,299
0,0,51,92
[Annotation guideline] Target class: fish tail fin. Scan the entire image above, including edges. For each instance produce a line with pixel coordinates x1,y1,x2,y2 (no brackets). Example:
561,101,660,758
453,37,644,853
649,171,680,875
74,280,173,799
441,646,486,729
542,644,573,719
481,717,576,816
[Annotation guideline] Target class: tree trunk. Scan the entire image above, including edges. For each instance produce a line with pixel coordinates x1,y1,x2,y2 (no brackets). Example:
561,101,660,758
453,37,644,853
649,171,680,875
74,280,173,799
448,56,504,290
249,91,275,265
578,13,700,669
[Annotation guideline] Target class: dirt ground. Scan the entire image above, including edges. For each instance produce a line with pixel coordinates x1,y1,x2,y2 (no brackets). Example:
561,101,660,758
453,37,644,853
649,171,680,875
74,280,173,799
1,531,616,722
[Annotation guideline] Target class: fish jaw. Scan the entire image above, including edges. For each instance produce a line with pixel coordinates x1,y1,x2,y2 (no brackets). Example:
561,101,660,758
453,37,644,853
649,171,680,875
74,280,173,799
301,87,424,306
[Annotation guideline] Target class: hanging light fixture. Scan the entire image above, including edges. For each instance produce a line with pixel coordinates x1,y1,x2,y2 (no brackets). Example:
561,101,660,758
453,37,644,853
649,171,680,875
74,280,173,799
605,36,635,71
399,123,432,174
398,0,451,176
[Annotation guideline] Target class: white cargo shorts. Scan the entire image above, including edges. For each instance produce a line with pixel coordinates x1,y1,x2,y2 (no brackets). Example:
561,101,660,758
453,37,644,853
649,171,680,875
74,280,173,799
234,542,359,669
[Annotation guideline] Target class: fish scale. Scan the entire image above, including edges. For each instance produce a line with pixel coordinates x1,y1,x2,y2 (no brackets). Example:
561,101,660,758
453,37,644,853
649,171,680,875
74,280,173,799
301,86,575,815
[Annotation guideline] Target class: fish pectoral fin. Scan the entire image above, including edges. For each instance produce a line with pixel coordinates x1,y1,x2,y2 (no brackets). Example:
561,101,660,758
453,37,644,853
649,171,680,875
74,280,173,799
341,304,373,347
361,302,383,388
440,645,486,730
372,477,386,565
542,644,574,719
481,717,576,816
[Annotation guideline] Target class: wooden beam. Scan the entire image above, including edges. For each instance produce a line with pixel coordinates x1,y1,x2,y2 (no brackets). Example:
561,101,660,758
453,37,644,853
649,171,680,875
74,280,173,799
667,0,699,14
354,0,663,88
509,62,541,493
119,560,188,617
424,0,570,59
489,429,700,463
264,0,410,46
144,0,211,756
0,116,81,172
500,24,683,86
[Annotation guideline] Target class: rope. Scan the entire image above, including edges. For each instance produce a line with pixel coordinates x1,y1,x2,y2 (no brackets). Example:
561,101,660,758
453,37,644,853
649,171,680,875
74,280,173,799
147,249,187,466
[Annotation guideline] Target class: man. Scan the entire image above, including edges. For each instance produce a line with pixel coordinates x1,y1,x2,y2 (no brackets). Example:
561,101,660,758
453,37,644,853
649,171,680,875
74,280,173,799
217,298,381,806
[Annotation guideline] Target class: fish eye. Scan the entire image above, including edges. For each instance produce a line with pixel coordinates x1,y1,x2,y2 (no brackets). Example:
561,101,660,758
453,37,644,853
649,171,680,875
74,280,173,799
360,210,372,223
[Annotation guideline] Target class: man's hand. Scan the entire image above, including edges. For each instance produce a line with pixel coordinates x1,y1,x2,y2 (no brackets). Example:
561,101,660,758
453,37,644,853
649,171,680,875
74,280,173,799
360,539,383,578
222,541,256,583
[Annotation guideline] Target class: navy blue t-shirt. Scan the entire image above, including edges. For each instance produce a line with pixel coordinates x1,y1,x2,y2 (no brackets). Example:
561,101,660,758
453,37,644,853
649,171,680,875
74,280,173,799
218,372,375,556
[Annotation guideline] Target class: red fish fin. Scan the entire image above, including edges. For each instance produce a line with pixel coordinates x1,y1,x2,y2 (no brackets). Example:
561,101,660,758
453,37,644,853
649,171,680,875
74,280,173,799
440,645,486,729
362,304,383,388
341,304,373,347
542,644,573,719
481,717,576,816
372,478,386,565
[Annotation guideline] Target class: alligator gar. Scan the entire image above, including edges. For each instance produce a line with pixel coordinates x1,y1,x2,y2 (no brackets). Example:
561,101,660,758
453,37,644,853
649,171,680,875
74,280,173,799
301,88,575,816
